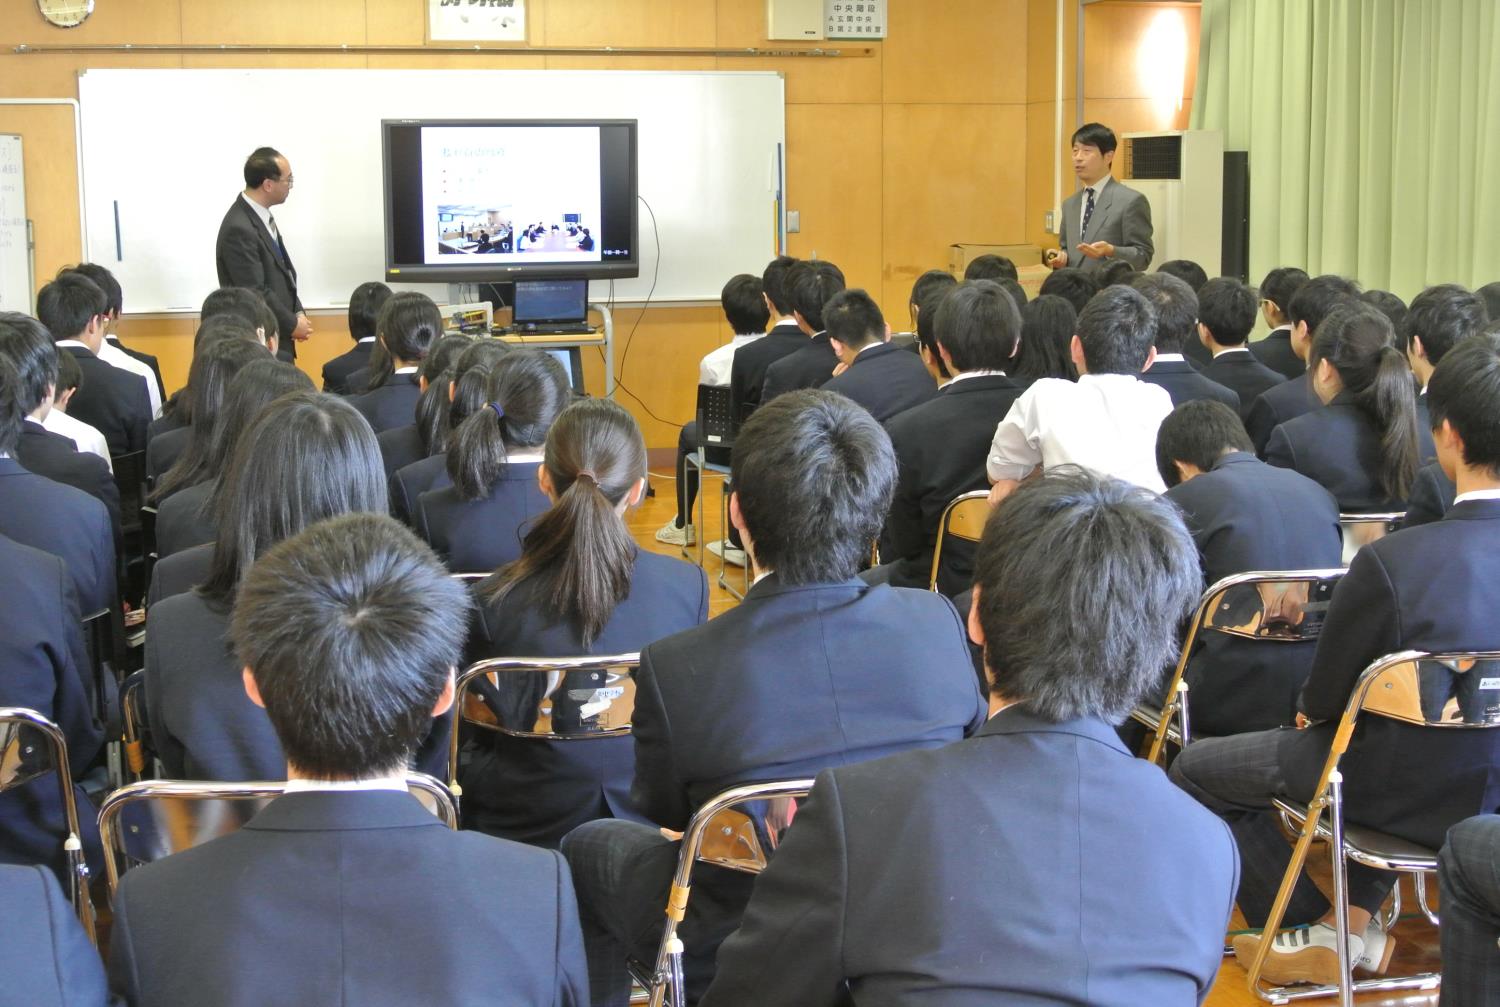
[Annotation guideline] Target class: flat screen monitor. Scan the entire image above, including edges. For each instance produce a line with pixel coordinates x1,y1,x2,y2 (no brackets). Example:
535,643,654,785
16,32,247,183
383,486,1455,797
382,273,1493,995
382,118,639,284
513,279,589,325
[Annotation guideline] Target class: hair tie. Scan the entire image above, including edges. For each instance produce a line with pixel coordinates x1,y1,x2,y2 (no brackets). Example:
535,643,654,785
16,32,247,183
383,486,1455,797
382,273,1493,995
487,402,505,421
575,469,597,485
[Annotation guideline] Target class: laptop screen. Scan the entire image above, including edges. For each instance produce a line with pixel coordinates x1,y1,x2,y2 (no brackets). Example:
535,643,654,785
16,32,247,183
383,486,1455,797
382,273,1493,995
513,279,589,325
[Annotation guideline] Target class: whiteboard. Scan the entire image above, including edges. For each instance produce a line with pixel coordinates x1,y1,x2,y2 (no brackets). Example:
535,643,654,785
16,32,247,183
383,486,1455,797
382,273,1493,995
0,134,28,313
77,69,785,312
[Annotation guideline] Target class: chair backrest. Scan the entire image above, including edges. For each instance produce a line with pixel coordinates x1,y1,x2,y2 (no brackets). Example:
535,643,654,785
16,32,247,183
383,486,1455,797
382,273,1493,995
0,707,95,942
695,384,736,449
119,670,151,780
97,772,459,894
1338,512,1404,565
112,450,148,534
1349,651,1500,728
928,490,990,591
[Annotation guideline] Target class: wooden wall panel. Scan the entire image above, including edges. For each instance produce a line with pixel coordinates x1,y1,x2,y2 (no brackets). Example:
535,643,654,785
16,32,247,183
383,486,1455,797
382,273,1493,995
715,0,882,105
1083,3,1199,101
882,0,1028,104
0,1,182,45
784,104,883,297
179,0,369,45
542,0,717,49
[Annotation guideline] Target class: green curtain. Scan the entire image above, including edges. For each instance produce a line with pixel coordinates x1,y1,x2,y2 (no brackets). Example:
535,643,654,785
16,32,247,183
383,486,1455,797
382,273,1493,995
1191,0,1500,298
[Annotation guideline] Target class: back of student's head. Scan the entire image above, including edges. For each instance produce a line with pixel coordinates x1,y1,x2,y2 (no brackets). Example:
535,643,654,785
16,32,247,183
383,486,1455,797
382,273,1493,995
154,338,269,502
200,287,269,339
56,339,82,399
449,348,571,501
1012,295,1078,384
446,339,513,438
823,289,884,351
908,269,957,326
203,359,315,510
934,280,1021,372
997,278,1028,312
1039,269,1099,314
230,513,470,779
915,284,955,380
731,389,896,585
1156,259,1208,293
61,263,123,318
0,356,23,455
786,260,846,332
1427,331,1500,478
1097,259,1137,289
414,333,474,457
1155,400,1254,488
376,291,442,365
1309,301,1418,503
1478,282,1500,325
36,273,107,341
1197,277,1258,346
1130,272,1197,352
1259,266,1310,322
1402,284,1489,367
348,281,393,343
762,255,799,317
1361,290,1408,340
1288,274,1360,337
974,466,1198,720
201,392,387,606
1076,285,1156,374
721,273,769,334
482,398,646,646
963,254,1018,284
0,313,59,415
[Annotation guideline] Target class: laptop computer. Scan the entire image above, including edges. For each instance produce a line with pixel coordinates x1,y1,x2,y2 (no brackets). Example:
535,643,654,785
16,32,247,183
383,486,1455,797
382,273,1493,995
511,279,592,334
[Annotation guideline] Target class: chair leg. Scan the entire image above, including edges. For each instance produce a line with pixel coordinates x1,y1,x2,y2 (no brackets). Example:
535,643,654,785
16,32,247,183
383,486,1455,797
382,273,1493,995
1326,772,1355,1007
665,935,686,1007
1243,791,1331,999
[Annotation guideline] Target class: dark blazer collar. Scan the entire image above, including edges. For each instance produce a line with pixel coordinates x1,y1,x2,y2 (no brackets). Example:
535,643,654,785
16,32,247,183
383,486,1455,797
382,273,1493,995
942,373,1020,396
809,331,831,347
236,196,295,281
1211,450,1259,471
1443,498,1500,522
246,789,447,833
1147,358,1194,374
977,704,1130,754
0,456,31,476
1263,329,1293,344
1212,348,1255,360
770,320,804,336
741,572,868,603
847,342,901,367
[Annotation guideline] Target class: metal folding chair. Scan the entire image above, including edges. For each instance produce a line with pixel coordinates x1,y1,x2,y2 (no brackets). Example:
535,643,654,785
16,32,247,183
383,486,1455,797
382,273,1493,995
684,384,746,600
928,490,990,592
448,654,639,811
97,772,458,895
1244,649,1500,1004
119,670,153,782
1337,512,1404,565
0,707,96,944
1130,569,1344,765
625,778,815,1007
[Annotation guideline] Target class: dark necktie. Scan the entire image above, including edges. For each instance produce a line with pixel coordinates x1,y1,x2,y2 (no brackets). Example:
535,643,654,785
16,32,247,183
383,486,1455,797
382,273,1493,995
269,215,291,268
1081,187,1097,237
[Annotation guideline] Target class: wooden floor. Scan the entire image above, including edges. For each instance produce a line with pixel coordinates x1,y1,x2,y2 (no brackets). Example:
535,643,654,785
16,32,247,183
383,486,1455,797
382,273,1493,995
629,470,1443,1005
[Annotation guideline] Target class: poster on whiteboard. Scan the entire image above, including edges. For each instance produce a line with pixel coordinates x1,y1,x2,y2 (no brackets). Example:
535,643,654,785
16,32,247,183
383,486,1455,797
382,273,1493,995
0,135,29,314
428,0,527,43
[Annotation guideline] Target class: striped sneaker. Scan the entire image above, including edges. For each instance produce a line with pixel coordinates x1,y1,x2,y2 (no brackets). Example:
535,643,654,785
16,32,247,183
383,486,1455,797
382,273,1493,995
1231,921,1395,985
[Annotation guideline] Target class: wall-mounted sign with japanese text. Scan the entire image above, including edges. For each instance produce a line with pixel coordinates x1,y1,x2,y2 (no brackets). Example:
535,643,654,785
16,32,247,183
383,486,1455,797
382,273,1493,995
429,0,527,43
824,0,886,40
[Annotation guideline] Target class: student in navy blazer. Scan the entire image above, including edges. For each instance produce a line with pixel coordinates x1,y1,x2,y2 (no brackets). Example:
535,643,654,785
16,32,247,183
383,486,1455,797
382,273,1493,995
1197,277,1288,422
1248,266,1311,380
113,514,588,1007
1157,402,1343,735
1245,275,1360,454
347,292,441,435
702,468,1237,1007
1172,333,1500,985
464,399,708,848
374,332,474,483
758,260,845,403
322,281,391,393
413,349,569,571
0,865,109,1007
819,289,937,423
0,454,116,617
563,390,987,1006
1133,273,1240,410
728,257,807,422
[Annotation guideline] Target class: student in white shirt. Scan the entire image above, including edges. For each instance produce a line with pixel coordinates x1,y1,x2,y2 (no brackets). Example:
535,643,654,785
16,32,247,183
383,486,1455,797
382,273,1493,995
62,264,163,418
41,346,112,470
987,284,1173,502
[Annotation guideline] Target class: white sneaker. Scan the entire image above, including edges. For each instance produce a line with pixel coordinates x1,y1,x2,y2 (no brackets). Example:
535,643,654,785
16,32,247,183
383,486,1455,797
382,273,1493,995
706,539,747,567
654,520,695,547
1231,921,1395,986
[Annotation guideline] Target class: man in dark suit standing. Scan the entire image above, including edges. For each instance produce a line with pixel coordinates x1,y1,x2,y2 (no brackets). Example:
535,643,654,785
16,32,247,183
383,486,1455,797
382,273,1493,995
1133,272,1240,410
322,281,392,394
1198,277,1288,422
1044,122,1155,276
562,390,987,1005
700,468,1238,1006
1250,266,1311,379
35,273,151,458
215,147,312,361
758,259,845,402
819,288,936,422
108,513,588,1006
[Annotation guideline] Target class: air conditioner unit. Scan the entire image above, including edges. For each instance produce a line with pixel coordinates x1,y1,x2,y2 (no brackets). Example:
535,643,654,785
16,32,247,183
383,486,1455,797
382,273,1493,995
767,0,824,40
1120,130,1224,276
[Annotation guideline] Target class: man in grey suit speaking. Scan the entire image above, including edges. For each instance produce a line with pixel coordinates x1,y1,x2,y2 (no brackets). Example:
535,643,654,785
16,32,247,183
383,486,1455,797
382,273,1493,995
1044,122,1155,276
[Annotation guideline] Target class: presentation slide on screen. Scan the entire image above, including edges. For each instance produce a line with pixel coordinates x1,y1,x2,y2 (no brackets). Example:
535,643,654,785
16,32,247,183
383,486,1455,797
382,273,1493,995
421,125,603,265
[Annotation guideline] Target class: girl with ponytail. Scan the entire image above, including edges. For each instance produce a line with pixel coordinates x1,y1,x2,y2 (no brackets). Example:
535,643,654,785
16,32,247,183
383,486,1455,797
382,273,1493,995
375,332,472,480
1265,301,1426,510
412,348,570,571
461,397,707,847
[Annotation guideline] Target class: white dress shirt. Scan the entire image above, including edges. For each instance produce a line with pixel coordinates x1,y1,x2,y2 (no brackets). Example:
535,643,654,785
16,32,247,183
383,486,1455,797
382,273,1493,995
240,191,278,239
40,409,112,471
282,775,409,794
1454,488,1500,505
98,339,163,417
987,373,1174,492
698,332,765,387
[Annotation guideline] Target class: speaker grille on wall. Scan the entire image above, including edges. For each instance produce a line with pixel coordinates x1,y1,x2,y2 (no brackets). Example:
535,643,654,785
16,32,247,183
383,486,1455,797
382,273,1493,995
1221,151,1250,283
767,0,824,40
1124,135,1183,180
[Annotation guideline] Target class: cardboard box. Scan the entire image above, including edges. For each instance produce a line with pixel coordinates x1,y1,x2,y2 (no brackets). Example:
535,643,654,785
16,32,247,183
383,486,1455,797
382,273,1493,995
948,243,1050,300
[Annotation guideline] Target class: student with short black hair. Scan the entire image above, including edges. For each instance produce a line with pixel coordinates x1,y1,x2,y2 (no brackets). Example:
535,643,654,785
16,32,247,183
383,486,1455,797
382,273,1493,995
1011,294,1078,386
1157,258,1208,292
63,262,164,411
323,280,393,393
759,259,846,401
901,268,958,364
1403,283,1489,394
821,288,937,422
1038,266,1099,314
996,276,1028,310
1097,258,1137,289
1251,266,1312,378
1198,276,1287,421
40,339,110,465
1133,272,1240,410
1361,289,1408,338
963,253,1017,283
727,256,805,423
375,332,473,481
347,291,443,433
199,286,276,351
112,512,588,1007
913,280,956,382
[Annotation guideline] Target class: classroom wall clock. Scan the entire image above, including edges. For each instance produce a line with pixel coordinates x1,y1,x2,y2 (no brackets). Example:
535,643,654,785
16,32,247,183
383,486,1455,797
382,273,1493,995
38,0,95,28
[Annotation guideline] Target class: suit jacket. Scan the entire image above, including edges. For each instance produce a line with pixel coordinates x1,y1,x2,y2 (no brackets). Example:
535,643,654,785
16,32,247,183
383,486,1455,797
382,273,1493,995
0,864,110,1007
390,454,451,528
1401,462,1456,530
1247,373,1318,457
0,534,103,885
146,542,211,608
1164,452,1344,735
1140,357,1241,411
414,465,551,573
760,332,838,403
880,374,1025,593
59,344,150,457
728,321,807,421
1283,499,1500,849
215,195,303,356
1180,336,1212,370
1056,177,1155,273
1264,394,1434,512
463,549,708,848
1249,327,1305,380
377,424,426,482
108,790,587,1007
146,409,186,445
322,339,375,394
348,372,421,435
153,481,215,559
106,335,164,402
819,342,938,423
1203,349,1287,424
17,420,122,544
145,590,451,782
344,364,375,395
144,425,189,488
702,708,1238,1007
0,456,116,615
